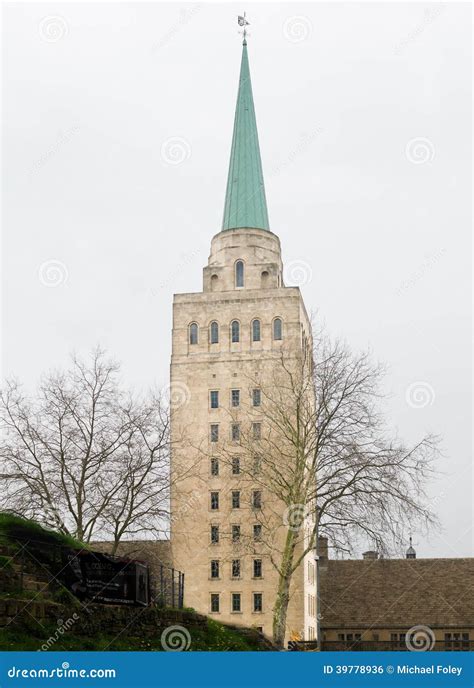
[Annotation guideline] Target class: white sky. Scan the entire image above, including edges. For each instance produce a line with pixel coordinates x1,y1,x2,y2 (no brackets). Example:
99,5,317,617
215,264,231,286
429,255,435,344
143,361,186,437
2,2,472,558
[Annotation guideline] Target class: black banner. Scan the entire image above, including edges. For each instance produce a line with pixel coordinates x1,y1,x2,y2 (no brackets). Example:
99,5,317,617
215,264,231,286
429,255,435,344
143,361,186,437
63,550,149,606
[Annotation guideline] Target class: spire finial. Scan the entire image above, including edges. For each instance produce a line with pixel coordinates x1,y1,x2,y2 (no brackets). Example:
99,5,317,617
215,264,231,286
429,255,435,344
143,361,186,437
238,12,250,45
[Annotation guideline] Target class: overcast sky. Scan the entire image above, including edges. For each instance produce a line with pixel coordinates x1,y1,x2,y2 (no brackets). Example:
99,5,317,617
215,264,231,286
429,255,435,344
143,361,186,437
2,2,472,558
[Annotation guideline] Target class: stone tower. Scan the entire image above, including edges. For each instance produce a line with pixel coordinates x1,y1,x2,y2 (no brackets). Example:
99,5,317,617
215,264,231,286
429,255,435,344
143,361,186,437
170,37,316,643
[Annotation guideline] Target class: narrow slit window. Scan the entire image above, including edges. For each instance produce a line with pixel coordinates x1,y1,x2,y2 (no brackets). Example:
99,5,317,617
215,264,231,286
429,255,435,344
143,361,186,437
231,320,240,343
252,319,261,342
210,321,219,344
189,323,199,345
273,318,282,341
235,261,244,288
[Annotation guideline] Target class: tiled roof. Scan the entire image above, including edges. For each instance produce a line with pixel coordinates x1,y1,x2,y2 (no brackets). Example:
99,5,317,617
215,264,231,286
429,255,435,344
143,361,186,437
320,558,474,628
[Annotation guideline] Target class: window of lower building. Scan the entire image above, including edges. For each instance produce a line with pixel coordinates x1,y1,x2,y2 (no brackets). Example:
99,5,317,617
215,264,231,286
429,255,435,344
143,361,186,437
210,560,219,579
231,389,240,407
232,457,241,475
253,524,262,541
232,593,241,612
232,559,241,578
210,593,220,613
252,422,261,440
210,525,219,544
232,490,240,509
210,457,219,476
232,525,241,543
253,593,262,613
252,388,261,407
210,390,219,409
253,559,262,578
210,491,219,510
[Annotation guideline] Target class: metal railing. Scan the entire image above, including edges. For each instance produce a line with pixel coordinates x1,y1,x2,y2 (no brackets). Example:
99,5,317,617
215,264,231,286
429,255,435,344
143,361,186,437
150,566,184,609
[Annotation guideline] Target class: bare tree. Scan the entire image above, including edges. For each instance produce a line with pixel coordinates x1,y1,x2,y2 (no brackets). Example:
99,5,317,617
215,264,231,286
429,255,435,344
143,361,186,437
215,333,439,648
0,348,189,552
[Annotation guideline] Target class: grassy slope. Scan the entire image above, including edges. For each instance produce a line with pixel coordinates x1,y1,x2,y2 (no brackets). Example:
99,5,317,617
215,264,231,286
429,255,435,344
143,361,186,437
0,513,85,551
0,618,265,652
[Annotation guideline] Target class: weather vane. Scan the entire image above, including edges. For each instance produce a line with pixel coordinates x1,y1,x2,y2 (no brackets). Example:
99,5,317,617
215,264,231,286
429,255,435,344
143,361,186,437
238,12,250,42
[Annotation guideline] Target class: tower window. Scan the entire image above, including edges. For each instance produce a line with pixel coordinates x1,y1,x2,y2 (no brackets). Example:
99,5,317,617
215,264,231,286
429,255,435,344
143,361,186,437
232,559,241,578
232,593,242,612
253,559,262,578
231,320,240,343
232,491,240,509
210,390,219,409
210,424,219,442
210,457,219,476
252,422,261,440
210,525,219,544
252,389,261,407
231,389,240,407
231,423,240,442
252,319,261,342
252,490,262,509
273,318,282,341
232,457,241,475
189,322,199,345
210,560,220,579
210,321,219,344
210,492,219,510
210,593,220,612
253,593,263,613
232,525,241,543
235,260,244,288
253,524,262,541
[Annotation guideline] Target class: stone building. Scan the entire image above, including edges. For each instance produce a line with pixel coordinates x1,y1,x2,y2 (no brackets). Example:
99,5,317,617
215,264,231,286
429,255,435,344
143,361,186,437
169,37,316,642
319,538,474,650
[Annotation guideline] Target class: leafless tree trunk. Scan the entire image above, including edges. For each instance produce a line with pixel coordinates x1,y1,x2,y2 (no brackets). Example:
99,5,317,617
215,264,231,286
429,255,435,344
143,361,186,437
0,348,189,549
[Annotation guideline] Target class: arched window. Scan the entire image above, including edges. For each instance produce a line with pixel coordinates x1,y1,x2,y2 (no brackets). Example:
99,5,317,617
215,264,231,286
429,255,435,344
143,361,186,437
235,260,244,288
210,321,219,344
189,322,199,345
273,318,282,341
252,319,261,342
231,320,240,343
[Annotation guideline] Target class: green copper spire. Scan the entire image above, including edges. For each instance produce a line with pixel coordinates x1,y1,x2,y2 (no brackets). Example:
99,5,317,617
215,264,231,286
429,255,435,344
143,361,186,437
222,39,270,231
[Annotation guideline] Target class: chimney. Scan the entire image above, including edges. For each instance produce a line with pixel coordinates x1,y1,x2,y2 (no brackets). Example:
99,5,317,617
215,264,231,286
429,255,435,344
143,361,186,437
362,550,379,560
317,536,328,561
